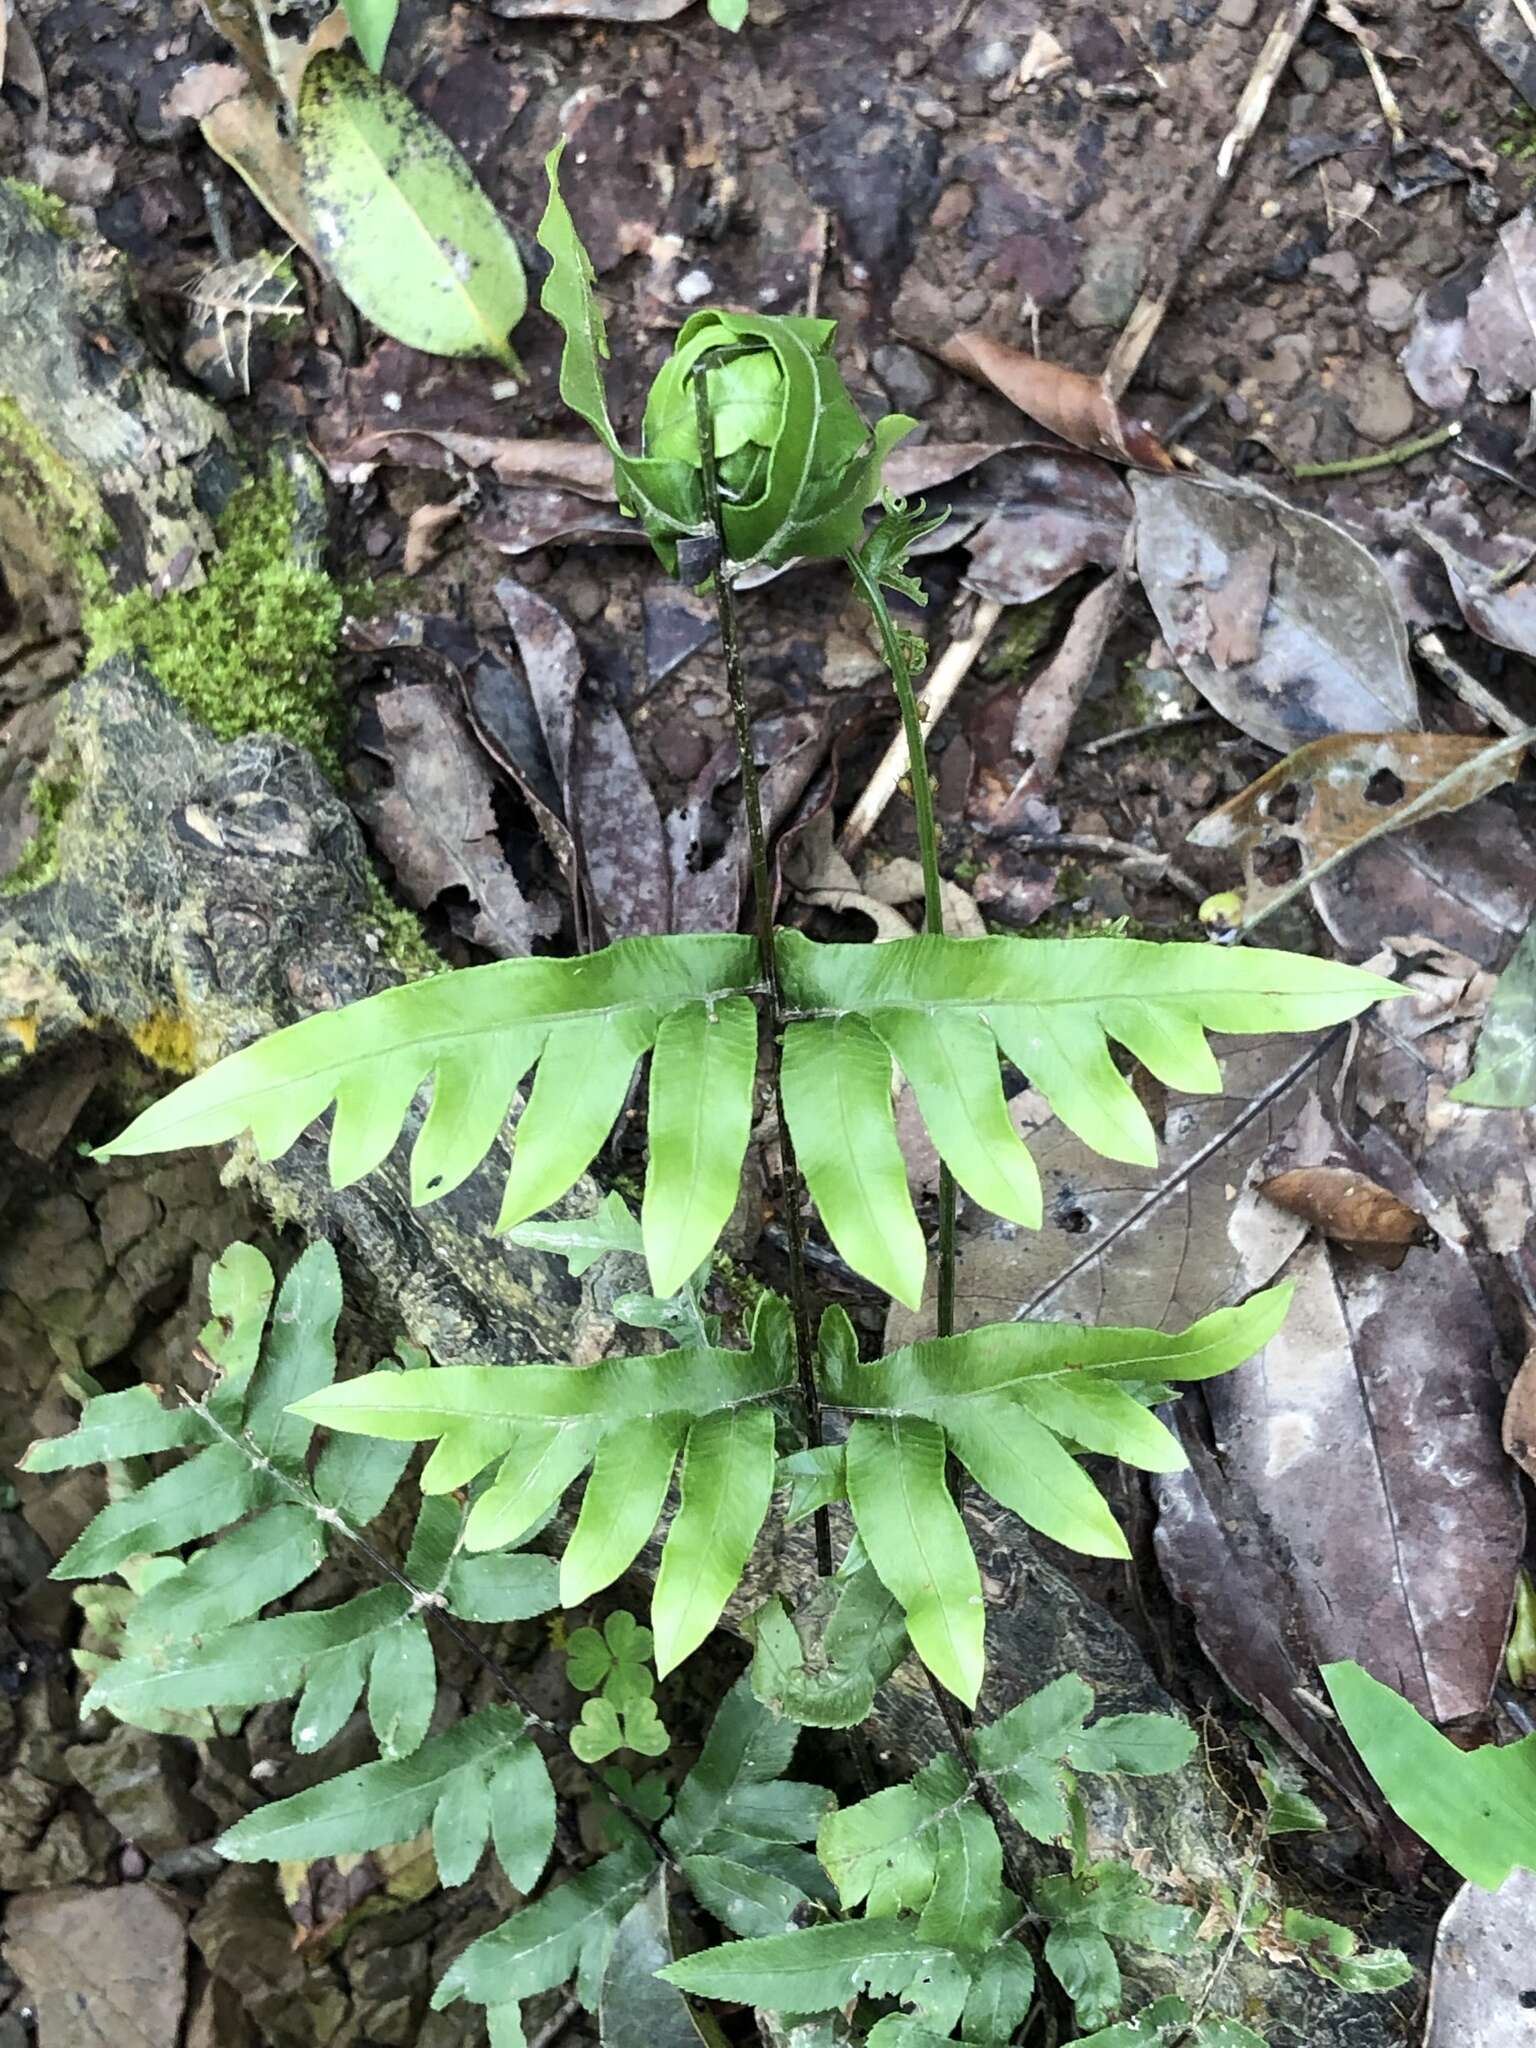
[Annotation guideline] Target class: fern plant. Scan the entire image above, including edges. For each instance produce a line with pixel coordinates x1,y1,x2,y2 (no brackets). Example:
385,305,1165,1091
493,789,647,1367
54,145,1413,2044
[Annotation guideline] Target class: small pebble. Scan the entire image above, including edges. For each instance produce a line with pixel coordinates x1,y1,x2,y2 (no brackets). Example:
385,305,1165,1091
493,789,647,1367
676,269,714,305
1346,363,1415,444
1292,49,1333,93
914,97,957,130
1364,275,1416,331
966,38,1018,81
1217,0,1259,24
1309,250,1361,295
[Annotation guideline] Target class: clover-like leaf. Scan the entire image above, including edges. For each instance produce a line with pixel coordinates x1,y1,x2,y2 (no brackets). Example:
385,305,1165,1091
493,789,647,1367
571,1697,625,1764
565,1626,613,1694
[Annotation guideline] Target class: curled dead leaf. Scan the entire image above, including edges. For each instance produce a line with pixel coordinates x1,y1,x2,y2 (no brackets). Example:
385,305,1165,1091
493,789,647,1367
1259,1165,1432,1268
1505,1347,1536,1483
940,331,1174,471
1189,730,1526,925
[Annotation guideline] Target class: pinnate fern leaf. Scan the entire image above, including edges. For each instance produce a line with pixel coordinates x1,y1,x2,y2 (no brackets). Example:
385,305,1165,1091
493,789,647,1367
821,1288,1288,1693
97,929,1390,1309
776,930,1396,1305
219,1704,553,1892
98,935,760,1297
294,1302,795,1673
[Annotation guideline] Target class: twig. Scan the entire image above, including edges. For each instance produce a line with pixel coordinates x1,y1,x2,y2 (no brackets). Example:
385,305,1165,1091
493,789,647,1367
1323,0,1405,147
1009,831,1208,904
1414,629,1527,738
1104,0,1319,397
1291,421,1459,479
1079,709,1216,755
528,1993,582,2048
694,365,832,1579
839,598,1005,859
1237,723,1536,937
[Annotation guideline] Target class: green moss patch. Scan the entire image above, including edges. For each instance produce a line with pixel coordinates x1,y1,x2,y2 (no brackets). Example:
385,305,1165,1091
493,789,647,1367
3,179,81,238
2,773,80,897
85,461,345,773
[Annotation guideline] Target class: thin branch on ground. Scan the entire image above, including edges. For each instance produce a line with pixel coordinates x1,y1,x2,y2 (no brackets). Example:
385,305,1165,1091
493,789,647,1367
1414,630,1527,738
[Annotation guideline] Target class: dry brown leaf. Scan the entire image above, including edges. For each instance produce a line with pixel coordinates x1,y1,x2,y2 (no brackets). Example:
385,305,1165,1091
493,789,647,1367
401,497,466,576
359,682,560,957
162,61,248,126
1461,210,1536,407
201,89,322,260
1189,731,1525,924
1504,1346,1536,1482
940,331,1174,471
1259,1164,1432,1267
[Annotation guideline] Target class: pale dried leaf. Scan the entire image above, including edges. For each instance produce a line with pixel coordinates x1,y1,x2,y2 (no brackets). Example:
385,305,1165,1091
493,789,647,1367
202,89,322,260
1505,1347,1536,1484
1461,211,1536,404
1424,1871,1536,2048
1132,474,1418,750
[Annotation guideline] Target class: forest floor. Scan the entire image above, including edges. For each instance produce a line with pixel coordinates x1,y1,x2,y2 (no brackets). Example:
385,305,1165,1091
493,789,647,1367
4,1,1536,2044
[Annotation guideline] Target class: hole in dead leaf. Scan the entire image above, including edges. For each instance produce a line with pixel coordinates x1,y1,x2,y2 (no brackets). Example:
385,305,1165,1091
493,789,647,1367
1054,1202,1093,1235
1252,836,1303,884
1521,1991,1536,2012
1363,768,1405,807
1266,782,1302,824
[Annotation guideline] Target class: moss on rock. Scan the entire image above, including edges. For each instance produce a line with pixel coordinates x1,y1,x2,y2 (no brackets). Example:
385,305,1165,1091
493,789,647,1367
84,459,345,773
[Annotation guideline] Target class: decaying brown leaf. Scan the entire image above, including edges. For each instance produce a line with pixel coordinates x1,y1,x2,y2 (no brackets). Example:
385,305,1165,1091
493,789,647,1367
997,538,1135,818
1259,1164,1431,1267
1157,1098,1523,1810
1503,1347,1536,1483
201,89,322,260
1131,474,1419,752
358,682,560,957
960,449,1131,607
1460,209,1536,413
1190,731,1525,925
941,331,1174,471
1408,487,1536,660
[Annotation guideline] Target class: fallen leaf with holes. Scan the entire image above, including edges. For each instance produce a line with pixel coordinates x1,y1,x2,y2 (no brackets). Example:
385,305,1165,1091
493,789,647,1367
1259,1164,1431,1267
1188,731,1522,924
1505,1348,1536,1484
941,332,1174,471
1451,917,1536,1109
1131,475,1418,752
359,682,560,957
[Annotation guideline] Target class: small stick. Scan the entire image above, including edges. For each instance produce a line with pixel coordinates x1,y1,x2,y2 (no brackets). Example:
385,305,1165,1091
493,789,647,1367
1291,422,1459,479
1010,831,1208,904
1080,709,1216,755
1104,0,1319,398
839,597,1004,859
1323,0,1405,147
1414,629,1527,738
